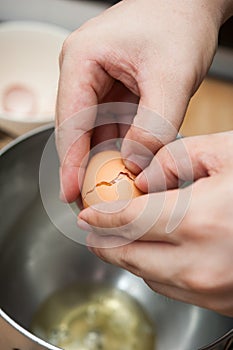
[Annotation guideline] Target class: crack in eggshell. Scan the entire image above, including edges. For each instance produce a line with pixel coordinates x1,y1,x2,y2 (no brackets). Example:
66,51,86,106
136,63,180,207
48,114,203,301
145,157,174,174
83,170,135,200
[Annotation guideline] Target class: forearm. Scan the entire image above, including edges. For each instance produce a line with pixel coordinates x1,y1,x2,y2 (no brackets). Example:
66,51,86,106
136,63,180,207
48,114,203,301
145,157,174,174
144,0,233,27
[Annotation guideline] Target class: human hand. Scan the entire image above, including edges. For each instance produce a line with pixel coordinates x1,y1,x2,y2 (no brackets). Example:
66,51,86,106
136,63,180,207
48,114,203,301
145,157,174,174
56,0,232,202
78,132,233,316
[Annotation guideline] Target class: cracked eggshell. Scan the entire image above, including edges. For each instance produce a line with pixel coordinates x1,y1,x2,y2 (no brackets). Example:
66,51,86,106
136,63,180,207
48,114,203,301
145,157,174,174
81,150,143,208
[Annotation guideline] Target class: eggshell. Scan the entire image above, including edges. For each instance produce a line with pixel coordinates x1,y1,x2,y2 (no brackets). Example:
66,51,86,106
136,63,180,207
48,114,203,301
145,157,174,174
81,150,143,208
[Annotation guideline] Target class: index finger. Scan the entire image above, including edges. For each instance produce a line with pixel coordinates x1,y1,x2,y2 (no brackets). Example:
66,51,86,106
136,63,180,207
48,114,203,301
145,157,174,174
56,44,113,202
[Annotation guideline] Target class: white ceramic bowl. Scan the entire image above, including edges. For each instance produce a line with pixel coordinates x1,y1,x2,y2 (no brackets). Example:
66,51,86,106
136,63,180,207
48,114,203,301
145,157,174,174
0,21,69,135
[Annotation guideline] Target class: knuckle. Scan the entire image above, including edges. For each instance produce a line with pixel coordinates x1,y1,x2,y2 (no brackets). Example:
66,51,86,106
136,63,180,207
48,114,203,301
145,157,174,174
182,266,222,294
182,202,218,240
118,208,130,227
61,32,75,54
118,204,133,227
93,213,109,231
60,27,90,60
184,272,206,292
180,211,196,234
180,201,204,237
181,268,199,292
157,146,178,182
92,248,109,263
118,205,139,240
59,33,76,64
119,245,143,278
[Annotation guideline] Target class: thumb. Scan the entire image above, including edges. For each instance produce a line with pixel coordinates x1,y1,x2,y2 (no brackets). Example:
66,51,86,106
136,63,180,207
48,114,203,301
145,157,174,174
121,65,192,174
136,132,233,193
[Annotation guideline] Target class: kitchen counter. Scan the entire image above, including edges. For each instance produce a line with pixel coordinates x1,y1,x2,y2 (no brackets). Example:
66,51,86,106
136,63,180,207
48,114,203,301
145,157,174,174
181,77,233,136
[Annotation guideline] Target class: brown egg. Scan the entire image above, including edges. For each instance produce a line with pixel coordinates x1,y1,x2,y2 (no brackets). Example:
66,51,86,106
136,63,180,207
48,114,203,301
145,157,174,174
81,150,143,208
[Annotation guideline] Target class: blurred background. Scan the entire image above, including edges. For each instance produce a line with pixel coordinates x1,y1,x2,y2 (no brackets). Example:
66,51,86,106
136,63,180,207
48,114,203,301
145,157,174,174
0,0,232,147
181,14,233,136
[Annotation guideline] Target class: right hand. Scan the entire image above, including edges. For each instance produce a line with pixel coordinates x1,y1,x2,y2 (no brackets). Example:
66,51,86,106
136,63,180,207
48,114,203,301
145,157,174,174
56,0,231,202
78,131,233,316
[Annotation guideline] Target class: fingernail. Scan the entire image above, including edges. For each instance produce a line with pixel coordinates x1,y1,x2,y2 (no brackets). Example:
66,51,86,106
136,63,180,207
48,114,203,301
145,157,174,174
135,172,148,193
125,154,151,171
135,172,143,184
77,218,93,232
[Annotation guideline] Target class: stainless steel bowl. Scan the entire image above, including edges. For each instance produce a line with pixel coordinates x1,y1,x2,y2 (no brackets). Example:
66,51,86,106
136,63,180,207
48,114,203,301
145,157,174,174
0,126,232,350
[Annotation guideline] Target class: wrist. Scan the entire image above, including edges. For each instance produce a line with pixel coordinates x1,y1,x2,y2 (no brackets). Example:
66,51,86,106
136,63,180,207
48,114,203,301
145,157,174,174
144,0,233,28
209,0,233,25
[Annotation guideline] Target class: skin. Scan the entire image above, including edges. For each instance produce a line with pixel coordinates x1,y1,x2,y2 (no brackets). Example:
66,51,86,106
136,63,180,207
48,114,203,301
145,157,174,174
78,132,233,316
56,0,233,314
57,0,233,202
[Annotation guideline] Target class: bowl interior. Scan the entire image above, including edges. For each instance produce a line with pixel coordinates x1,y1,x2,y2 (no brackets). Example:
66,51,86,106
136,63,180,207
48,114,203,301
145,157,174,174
0,127,232,350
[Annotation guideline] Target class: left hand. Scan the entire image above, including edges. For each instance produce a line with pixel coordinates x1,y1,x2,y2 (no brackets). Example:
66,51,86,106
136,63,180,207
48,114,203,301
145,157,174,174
78,132,233,316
